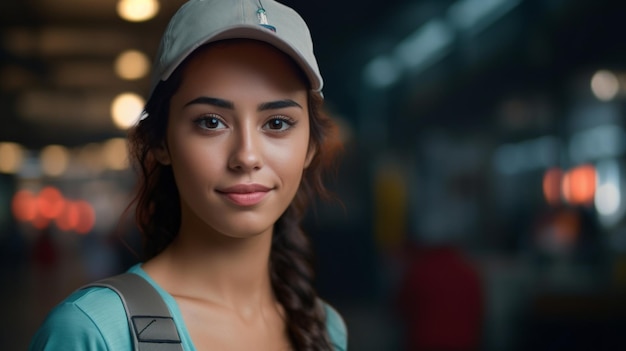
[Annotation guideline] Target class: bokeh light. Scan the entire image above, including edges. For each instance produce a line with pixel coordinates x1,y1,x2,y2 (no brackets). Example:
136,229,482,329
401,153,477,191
102,138,129,171
591,70,619,101
37,187,65,219
74,200,96,234
114,49,150,80
111,92,144,130
11,187,96,234
562,164,597,205
40,144,70,177
0,142,24,174
11,190,38,222
542,167,563,206
117,0,160,22
55,201,80,232
595,183,621,216
77,143,105,174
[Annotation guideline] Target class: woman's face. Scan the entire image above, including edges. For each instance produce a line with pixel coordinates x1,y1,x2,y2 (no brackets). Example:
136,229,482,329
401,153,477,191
160,40,312,239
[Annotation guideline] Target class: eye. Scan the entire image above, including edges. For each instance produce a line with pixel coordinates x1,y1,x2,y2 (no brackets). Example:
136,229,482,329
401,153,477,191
194,115,227,130
263,117,295,132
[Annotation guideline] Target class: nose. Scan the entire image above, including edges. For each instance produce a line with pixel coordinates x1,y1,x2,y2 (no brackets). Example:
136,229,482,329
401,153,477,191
227,123,263,172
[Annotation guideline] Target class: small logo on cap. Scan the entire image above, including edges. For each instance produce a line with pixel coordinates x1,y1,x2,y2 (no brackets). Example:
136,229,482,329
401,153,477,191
257,3,276,32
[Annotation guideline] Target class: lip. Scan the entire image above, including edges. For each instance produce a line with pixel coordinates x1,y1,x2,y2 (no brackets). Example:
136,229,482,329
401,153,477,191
216,183,272,207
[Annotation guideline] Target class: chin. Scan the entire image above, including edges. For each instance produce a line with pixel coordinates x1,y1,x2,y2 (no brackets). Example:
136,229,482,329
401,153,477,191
202,215,276,240
181,199,282,239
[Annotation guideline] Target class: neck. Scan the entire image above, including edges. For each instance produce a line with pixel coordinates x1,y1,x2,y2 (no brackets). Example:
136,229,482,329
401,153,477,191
145,218,276,310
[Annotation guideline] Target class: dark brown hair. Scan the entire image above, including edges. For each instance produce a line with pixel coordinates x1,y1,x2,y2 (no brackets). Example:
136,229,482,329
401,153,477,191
128,41,341,350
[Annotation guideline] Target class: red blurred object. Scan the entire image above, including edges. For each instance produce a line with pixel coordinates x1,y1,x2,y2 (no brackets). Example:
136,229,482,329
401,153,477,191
397,245,484,351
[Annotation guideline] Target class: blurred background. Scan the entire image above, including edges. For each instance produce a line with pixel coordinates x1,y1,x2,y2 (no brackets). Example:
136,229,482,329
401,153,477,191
2,0,626,350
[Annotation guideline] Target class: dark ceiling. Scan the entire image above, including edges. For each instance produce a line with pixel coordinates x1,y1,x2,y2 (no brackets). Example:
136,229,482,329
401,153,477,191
1,0,625,149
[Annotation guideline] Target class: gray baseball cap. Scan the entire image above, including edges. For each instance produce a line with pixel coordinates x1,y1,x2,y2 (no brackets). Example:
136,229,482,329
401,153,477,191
150,0,322,98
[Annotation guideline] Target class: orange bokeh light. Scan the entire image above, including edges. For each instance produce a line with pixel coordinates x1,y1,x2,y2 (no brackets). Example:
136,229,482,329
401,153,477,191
11,190,38,222
74,200,96,234
562,164,597,205
37,186,66,219
12,186,95,234
542,167,563,206
55,201,80,232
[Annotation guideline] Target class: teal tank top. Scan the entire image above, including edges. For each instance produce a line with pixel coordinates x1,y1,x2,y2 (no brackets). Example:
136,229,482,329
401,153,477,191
29,264,347,350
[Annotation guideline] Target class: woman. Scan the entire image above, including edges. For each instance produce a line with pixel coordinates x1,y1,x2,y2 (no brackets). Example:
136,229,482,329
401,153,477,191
29,0,347,350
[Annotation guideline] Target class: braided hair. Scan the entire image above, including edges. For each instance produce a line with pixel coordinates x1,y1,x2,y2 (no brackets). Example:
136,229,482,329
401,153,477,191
127,42,341,350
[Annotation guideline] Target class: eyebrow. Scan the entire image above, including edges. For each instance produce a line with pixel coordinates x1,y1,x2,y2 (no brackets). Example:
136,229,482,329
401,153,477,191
183,96,302,111
184,97,234,109
258,99,302,111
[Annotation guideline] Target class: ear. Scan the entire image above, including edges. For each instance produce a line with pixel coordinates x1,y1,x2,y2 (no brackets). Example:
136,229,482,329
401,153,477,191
152,144,171,165
304,144,316,169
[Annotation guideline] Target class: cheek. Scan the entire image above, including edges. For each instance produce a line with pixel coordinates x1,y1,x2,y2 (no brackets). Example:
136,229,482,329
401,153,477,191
268,137,310,185
167,132,224,185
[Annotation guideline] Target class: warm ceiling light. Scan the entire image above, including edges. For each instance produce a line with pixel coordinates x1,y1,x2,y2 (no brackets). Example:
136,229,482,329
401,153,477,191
115,49,151,80
111,92,145,129
41,144,70,177
0,142,24,174
117,0,160,22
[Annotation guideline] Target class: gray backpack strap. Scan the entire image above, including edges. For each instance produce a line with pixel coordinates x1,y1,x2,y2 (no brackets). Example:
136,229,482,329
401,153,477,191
83,273,183,351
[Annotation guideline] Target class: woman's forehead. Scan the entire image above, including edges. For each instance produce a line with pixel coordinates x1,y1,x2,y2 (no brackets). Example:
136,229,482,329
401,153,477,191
174,40,309,101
